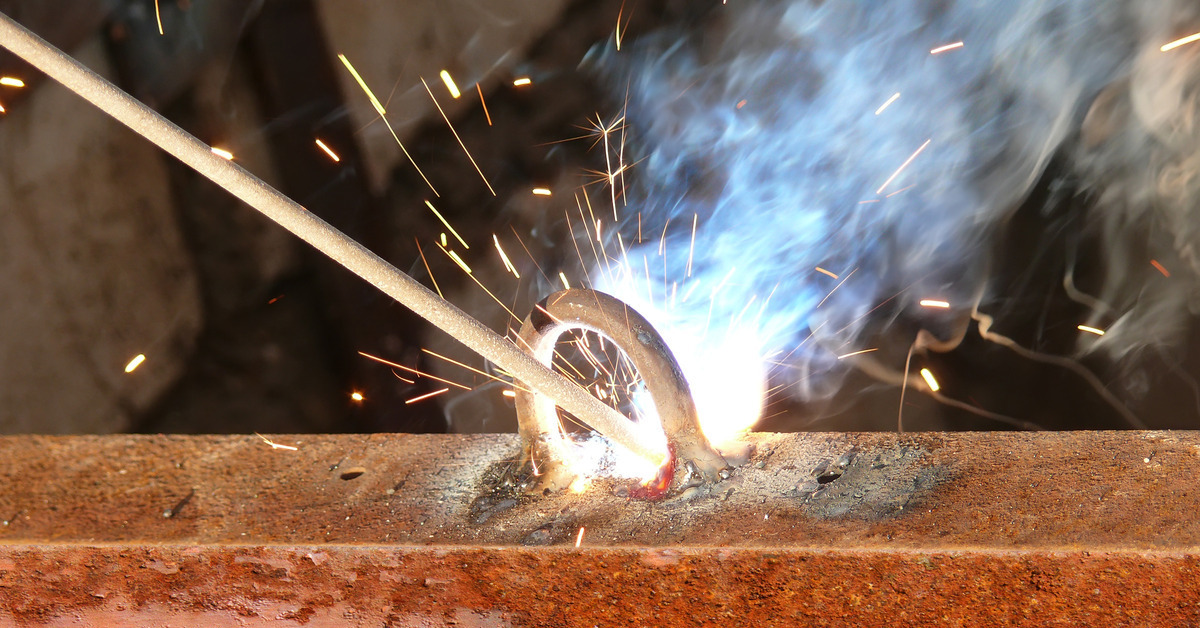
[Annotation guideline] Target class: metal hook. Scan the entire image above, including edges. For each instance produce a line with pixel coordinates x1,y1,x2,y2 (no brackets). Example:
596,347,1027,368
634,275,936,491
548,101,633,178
515,289,728,495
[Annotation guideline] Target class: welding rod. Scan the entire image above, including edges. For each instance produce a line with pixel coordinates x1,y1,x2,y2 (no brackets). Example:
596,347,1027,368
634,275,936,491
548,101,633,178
0,12,659,464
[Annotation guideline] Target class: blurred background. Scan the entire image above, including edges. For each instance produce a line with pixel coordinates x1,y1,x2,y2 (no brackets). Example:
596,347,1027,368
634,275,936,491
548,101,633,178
3,0,1200,437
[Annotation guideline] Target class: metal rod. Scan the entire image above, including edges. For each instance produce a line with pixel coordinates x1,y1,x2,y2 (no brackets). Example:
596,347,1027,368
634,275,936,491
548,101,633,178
0,11,658,464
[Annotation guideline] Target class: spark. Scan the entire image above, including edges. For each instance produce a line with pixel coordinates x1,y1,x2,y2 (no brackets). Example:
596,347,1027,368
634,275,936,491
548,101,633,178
559,271,571,290
414,238,443,298
513,77,532,87
210,147,234,160
405,388,449,404
575,526,586,547
615,0,632,51
350,391,364,402
930,41,964,55
124,354,146,373
837,348,878,360
686,213,698,277
876,139,931,194
440,244,522,321
1162,32,1200,52
422,347,530,392
502,389,516,398
314,138,340,162
421,77,495,196
0,76,24,88
477,84,492,126
154,0,163,35
439,70,461,98
0,102,5,113
816,268,857,308
736,99,747,109
267,294,283,304
422,201,471,250
338,54,437,196
493,234,520,278
919,368,940,392
532,187,552,196
1078,325,1106,336
446,248,472,274
858,199,880,204
254,433,298,451
1151,259,1171,277
874,92,900,115
919,299,950,309
815,267,839,279
337,54,386,115
569,477,590,494
440,233,447,246
886,184,917,198
358,351,471,390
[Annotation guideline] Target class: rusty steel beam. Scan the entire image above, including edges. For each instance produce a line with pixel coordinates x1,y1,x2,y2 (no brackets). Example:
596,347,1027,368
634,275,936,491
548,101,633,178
0,431,1198,625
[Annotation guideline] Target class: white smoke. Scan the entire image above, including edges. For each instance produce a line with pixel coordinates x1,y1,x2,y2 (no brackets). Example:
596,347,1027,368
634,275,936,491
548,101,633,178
580,0,1200,430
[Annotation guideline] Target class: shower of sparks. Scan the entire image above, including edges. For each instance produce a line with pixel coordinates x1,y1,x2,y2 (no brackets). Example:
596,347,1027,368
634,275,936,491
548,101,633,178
1151,259,1171,277
513,77,532,87
210,147,234,160
815,267,839,279
124,354,146,373
254,433,298,451
357,351,471,390
930,41,964,54
338,53,438,196
876,138,931,194
424,200,469,249
350,391,364,402
0,77,24,87
439,70,461,98
919,299,950,308
837,348,878,360
493,235,520,278
919,368,940,392
314,138,340,162
421,77,495,196
405,388,449,404
1078,325,1106,336
559,271,572,289
575,526,586,547
477,84,492,126
874,92,900,115
532,187,552,196
153,0,163,35
1161,32,1200,52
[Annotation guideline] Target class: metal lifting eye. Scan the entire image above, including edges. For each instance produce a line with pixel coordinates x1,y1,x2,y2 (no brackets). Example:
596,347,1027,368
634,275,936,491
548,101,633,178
515,289,727,495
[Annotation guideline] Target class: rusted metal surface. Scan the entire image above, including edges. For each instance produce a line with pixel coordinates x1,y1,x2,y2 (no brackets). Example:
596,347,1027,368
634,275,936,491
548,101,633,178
0,431,1199,625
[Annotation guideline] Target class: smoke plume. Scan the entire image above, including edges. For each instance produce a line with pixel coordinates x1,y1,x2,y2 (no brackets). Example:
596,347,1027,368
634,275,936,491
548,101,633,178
583,0,1200,432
